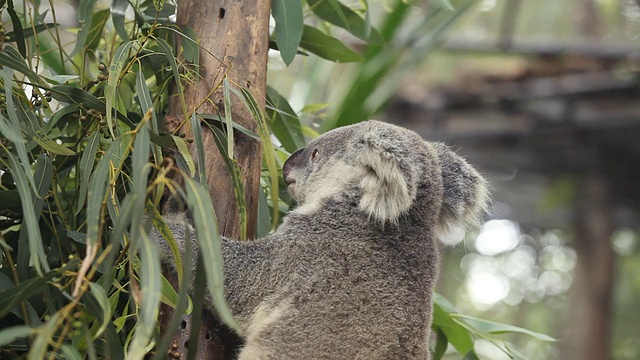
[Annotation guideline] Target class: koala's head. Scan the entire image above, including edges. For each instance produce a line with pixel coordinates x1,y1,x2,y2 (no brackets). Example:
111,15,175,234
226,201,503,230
282,120,489,237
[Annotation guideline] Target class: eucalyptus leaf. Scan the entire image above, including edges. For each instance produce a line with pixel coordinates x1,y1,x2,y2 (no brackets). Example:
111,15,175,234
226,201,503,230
50,84,135,128
111,0,131,42
433,303,473,355
307,0,383,44
0,326,34,347
76,130,101,214
299,25,363,63
236,88,280,229
5,23,58,42
127,232,161,360
266,86,305,153
6,0,26,57
0,46,40,83
106,41,139,135
272,0,304,65
70,0,98,57
87,282,112,338
183,178,239,333
435,0,455,10
456,315,557,342
0,262,75,317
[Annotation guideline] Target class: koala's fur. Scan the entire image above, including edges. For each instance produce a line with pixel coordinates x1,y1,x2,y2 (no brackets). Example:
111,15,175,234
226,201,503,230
153,120,489,359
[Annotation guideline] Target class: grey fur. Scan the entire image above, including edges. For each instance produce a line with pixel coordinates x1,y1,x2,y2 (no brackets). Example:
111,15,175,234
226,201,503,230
152,120,489,360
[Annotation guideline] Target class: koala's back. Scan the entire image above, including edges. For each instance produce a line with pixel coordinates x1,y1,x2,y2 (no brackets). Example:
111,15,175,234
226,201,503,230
230,203,439,360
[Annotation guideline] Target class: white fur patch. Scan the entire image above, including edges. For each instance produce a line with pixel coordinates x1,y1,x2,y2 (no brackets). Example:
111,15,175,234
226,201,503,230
238,301,290,360
292,161,364,216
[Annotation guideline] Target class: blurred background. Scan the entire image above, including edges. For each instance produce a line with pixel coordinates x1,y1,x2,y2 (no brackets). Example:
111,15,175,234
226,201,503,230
268,1,640,359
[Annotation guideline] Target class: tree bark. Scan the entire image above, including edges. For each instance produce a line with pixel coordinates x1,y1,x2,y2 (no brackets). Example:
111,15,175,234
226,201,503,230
159,0,271,359
562,173,615,360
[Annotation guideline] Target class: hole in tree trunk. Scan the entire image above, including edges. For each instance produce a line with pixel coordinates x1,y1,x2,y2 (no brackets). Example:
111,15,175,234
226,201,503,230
219,8,225,19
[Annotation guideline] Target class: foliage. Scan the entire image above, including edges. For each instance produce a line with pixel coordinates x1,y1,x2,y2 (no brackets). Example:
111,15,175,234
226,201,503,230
0,0,551,358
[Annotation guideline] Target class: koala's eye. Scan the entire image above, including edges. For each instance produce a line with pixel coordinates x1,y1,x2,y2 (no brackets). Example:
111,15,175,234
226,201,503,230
311,149,319,161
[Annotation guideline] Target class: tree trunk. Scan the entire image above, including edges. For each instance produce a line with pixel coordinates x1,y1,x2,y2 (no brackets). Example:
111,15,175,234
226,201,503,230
159,0,271,359
562,173,615,360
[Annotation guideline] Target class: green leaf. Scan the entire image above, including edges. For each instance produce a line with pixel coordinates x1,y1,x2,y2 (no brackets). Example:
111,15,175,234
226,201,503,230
154,37,188,120
455,315,557,342
435,0,455,11
190,113,207,185
433,303,473,355
85,9,111,53
299,25,363,62
171,135,196,177
434,292,458,313
111,0,131,42
88,282,112,337
198,114,261,142
462,350,481,360
147,204,184,285
23,110,76,156
50,84,135,128
85,140,120,252
0,262,75,317
33,154,53,219
46,75,80,84
0,46,40,83
0,113,25,145
106,41,139,136
44,104,78,132
76,130,101,214
7,151,49,275
208,125,248,240
127,232,161,359
6,0,26,57
307,0,383,44
266,86,305,153
222,77,235,159
0,68,37,192
183,178,240,333
70,0,98,57
29,312,61,360
132,114,151,192
159,272,192,313
60,344,84,360
0,326,34,347
433,328,448,360
236,88,280,229
4,23,58,42
272,0,304,65
181,26,200,67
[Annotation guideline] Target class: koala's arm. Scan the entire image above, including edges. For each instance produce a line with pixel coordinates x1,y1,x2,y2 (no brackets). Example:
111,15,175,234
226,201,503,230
152,215,277,329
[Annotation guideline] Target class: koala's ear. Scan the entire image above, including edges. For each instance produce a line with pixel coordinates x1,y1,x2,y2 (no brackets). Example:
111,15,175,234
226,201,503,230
353,125,420,223
433,143,490,238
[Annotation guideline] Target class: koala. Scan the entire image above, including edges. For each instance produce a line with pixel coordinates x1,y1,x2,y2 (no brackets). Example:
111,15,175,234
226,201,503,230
153,120,489,359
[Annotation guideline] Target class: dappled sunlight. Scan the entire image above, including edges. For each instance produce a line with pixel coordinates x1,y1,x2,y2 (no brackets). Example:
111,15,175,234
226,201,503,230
475,219,520,256
460,220,576,311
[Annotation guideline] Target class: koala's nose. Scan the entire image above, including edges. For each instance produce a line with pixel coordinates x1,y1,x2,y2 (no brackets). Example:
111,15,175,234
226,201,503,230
283,148,305,185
